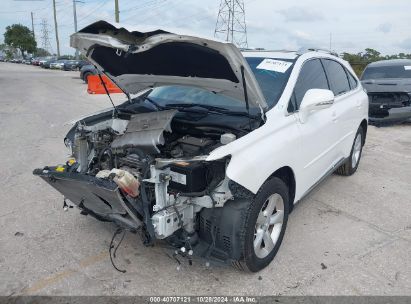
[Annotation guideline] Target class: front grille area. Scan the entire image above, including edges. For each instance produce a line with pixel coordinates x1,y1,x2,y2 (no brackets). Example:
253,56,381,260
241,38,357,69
368,92,411,118
369,92,410,107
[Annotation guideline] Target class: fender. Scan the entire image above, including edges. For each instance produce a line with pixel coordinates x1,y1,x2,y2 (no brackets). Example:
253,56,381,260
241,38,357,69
207,109,301,197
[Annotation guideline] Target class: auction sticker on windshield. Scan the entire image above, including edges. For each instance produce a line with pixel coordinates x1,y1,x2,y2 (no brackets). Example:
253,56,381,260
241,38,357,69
256,59,293,73
404,66,411,70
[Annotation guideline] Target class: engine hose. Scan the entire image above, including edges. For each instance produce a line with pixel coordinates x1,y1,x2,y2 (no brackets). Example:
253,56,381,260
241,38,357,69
98,146,113,169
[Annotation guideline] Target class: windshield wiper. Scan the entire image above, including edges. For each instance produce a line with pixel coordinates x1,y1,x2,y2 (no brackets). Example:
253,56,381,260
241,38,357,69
134,91,164,110
166,103,227,112
166,103,260,120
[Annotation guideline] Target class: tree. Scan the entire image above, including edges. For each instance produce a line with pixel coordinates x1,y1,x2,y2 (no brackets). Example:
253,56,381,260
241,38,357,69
4,24,36,58
35,48,51,57
363,48,381,61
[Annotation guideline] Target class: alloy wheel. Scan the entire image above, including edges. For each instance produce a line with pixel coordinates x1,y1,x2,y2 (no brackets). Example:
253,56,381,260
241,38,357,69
253,193,284,259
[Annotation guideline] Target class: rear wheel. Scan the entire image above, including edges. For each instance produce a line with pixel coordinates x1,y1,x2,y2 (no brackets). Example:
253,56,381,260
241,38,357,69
335,126,364,176
234,177,289,272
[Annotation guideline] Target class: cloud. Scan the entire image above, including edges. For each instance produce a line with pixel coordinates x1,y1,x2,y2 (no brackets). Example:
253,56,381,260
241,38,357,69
377,23,392,33
277,7,324,22
397,38,411,50
287,30,325,49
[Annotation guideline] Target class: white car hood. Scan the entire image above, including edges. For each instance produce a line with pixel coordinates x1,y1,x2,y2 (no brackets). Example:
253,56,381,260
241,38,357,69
70,20,267,109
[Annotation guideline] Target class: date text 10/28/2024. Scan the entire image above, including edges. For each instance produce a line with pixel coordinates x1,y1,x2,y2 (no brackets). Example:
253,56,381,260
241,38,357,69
149,296,258,303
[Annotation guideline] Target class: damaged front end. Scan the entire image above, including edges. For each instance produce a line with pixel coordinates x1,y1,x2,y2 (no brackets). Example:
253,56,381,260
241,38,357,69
33,108,237,248
366,90,411,125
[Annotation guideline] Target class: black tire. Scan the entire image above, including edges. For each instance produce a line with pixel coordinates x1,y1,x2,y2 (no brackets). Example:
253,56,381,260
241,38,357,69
234,177,290,272
83,72,91,83
335,126,364,176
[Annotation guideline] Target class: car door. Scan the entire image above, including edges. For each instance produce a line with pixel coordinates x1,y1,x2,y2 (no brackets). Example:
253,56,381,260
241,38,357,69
321,59,359,159
290,58,341,191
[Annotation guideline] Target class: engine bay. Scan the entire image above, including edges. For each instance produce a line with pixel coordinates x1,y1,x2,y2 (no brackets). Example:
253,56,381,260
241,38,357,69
70,110,228,193
35,108,241,249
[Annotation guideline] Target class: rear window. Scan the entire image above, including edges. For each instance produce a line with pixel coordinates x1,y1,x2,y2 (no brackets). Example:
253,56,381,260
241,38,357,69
361,65,411,80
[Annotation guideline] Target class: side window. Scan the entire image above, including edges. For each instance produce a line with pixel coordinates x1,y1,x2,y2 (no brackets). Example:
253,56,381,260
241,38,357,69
291,59,329,111
322,59,351,95
346,69,358,90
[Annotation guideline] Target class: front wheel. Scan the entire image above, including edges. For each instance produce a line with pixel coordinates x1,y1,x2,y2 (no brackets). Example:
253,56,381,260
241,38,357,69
336,126,364,176
235,177,290,272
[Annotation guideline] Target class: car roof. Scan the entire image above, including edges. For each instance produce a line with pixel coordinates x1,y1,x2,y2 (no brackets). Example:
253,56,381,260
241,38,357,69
241,50,298,60
367,59,411,67
241,49,341,61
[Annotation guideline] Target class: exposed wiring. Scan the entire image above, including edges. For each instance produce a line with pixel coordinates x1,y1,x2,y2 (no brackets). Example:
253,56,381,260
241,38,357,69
109,227,127,273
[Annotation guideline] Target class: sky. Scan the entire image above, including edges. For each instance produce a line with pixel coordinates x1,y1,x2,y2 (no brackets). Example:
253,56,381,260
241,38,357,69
1,0,410,56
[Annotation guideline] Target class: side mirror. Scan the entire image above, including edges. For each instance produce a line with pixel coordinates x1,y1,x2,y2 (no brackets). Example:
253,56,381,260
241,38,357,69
299,89,334,123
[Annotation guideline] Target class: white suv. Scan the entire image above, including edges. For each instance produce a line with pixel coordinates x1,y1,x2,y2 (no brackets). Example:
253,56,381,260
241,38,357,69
34,21,368,272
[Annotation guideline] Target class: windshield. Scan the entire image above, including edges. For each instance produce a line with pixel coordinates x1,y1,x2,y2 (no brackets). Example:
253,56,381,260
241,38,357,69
361,65,411,80
245,57,295,107
146,85,256,113
145,57,295,111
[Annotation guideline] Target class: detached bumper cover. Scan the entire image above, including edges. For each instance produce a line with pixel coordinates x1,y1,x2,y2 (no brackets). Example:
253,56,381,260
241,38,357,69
33,167,127,216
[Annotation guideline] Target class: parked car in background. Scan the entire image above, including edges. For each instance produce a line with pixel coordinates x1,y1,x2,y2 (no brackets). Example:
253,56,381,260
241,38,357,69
63,60,89,71
79,64,97,83
361,59,411,125
34,21,368,272
40,56,57,68
31,58,40,65
50,59,69,70
41,60,53,68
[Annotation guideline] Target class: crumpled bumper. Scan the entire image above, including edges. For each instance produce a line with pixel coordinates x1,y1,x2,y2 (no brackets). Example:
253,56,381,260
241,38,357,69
33,167,142,230
369,106,411,125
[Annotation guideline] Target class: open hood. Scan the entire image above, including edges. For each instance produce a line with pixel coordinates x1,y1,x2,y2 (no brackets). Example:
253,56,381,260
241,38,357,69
70,21,267,109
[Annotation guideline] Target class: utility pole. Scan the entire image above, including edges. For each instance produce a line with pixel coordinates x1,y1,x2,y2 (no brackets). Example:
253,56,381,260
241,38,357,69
115,0,120,22
31,12,35,40
52,0,60,57
73,0,79,59
214,0,248,48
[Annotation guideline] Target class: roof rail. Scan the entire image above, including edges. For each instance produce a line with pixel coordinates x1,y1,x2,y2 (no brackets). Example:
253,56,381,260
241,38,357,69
297,47,339,57
240,48,297,53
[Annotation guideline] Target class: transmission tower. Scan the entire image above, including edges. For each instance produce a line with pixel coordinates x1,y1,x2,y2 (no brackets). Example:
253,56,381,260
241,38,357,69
214,0,248,48
40,19,53,55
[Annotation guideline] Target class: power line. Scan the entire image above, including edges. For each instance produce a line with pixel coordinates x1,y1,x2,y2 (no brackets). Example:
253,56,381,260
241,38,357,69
121,0,168,23
0,6,49,14
76,0,110,25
